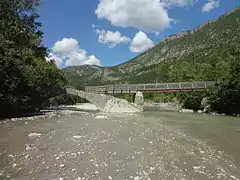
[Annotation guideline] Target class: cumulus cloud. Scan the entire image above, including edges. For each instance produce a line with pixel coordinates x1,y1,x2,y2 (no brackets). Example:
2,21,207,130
202,0,220,12
96,29,131,48
45,53,64,67
130,31,155,53
95,0,172,32
64,52,100,67
53,38,80,55
51,38,101,67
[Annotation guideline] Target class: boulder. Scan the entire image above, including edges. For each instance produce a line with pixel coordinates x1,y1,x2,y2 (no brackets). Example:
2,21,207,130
201,98,211,113
103,98,143,113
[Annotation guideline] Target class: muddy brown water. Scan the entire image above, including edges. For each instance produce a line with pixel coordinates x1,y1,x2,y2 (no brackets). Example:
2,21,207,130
0,111,240,180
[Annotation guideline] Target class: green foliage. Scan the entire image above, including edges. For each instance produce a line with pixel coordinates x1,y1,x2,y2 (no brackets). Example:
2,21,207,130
0,0,71,118
208,44,240,115
178,92,206,111
143,92,176,103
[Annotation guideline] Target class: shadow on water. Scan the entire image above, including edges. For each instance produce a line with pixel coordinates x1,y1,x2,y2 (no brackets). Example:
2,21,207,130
0,111,54,121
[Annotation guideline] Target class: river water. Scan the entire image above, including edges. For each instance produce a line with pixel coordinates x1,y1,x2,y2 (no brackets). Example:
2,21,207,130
0,110,240,180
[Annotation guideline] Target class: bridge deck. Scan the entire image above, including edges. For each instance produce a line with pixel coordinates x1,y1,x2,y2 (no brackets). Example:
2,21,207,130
85,81,215,94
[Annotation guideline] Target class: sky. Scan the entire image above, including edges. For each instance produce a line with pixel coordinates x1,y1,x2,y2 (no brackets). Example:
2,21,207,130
40,0,240,68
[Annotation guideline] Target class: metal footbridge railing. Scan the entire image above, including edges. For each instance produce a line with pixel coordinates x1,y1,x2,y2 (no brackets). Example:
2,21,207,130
85,81,215,94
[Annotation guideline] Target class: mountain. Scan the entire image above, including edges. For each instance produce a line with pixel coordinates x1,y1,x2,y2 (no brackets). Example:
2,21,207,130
63,65,101,89
63,6,240,89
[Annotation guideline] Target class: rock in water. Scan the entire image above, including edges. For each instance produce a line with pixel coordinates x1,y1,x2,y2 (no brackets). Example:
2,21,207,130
201,97,211,113
95,115,108,119
179,109,194,113
134,91,144,106
28,133,42,137
103,98,143,113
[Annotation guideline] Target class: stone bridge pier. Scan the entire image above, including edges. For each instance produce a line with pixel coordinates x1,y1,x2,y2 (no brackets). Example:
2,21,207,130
134,92,144,106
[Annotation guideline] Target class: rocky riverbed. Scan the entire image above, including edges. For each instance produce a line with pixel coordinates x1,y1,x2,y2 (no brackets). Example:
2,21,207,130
0,109,240,180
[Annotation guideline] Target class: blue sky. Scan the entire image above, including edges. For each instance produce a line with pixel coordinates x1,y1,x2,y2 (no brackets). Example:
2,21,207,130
40,0,239,68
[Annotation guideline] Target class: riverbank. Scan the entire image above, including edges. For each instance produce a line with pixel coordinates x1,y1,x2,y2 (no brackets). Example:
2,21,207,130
0,109,96,124
0,102,173,122
1,100,239,122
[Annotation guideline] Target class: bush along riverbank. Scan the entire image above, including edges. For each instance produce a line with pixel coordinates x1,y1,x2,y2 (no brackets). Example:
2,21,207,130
178,48,240,116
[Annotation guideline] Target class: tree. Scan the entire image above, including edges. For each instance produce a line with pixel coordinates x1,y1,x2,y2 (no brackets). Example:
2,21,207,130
0,0,68,118
209,44,240,115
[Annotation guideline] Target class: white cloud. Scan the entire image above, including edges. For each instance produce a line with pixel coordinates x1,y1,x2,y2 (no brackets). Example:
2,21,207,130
162,0,195,7
45,53,64,67
96,29,131,47
95,0,172,32
52,38,101,67
202,0,220,12
64,52,100,67
130,31,155,53
52,38,80,55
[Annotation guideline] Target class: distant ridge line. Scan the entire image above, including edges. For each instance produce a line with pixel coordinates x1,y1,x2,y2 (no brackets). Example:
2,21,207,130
159,5,240,43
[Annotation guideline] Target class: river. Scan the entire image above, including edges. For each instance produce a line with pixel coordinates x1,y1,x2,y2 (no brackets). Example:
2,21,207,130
0,110,240,180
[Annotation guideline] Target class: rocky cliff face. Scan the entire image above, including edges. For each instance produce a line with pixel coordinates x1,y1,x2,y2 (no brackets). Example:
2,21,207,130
63,6,240,86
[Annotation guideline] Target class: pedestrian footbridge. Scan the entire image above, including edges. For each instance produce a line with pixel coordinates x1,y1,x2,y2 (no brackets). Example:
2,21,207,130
85,81,215,94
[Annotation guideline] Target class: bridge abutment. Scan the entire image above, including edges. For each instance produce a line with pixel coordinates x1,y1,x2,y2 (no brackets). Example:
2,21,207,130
66,88,143,113
134,91,144,106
